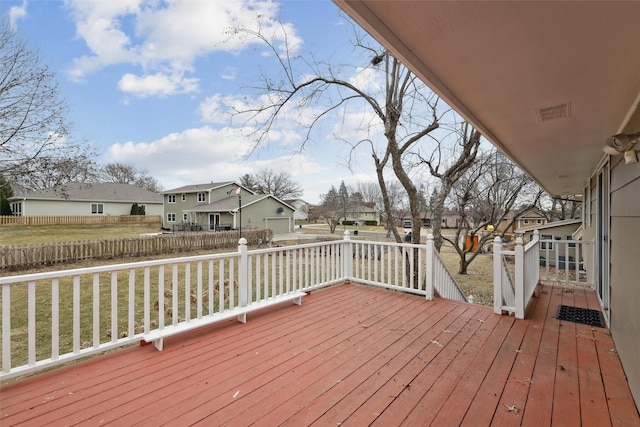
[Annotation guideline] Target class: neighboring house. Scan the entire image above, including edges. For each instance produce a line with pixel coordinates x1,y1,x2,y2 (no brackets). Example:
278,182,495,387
516,219,583,266
441,210,469,229
496,208,547,234
8,182,163,217
312,203,379,226
162,182,295,234
286,199,310,221
402,210,465,228
336,0,640,407
516,218,582,244
346,203,378,225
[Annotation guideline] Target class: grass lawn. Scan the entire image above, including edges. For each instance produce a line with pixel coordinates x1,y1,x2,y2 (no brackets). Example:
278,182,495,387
0,223,162,245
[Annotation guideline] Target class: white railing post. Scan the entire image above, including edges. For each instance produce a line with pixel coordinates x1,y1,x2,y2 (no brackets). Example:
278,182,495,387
238,238,248,307
343,230,352,282
493,236,503,314
532,230,540,288
425,234,435,300
515,237,525,319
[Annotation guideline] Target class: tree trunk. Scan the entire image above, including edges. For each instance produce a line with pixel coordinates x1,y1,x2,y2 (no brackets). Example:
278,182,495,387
431,180,452,251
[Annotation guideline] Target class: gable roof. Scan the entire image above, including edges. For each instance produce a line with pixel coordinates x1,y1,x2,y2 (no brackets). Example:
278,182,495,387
183,194,295,213
515,218,582,234
163,182,255,194
11,183,162,203
516,208,546,219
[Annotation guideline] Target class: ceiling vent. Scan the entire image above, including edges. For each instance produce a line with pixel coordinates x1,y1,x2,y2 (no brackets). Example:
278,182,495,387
537,103,570,122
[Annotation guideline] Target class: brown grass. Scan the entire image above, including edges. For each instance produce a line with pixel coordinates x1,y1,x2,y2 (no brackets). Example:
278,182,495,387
0,223,162,245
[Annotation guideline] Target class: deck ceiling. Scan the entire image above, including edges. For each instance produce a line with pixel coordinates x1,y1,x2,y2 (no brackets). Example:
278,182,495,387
334,1,640,195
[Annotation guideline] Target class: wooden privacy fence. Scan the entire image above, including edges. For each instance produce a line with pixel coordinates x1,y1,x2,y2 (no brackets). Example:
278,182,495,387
0,229,271,270
0,215,162,226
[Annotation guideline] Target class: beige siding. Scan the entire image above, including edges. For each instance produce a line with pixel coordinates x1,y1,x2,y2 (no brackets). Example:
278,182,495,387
242,198,294,234
609,157,640,406
23,200,162,217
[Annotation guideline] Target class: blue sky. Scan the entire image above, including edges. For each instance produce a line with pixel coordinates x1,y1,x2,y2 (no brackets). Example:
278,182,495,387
2,0,395,203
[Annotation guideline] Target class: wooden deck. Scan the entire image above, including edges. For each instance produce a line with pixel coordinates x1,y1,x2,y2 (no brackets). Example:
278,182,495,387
1,282,638,426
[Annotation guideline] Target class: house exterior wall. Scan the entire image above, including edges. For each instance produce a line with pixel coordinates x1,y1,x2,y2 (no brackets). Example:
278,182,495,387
163,184,239,228
20,199,162,217
607,156,640,406
516,212,546,230
242,198,294,234
583,156,640,407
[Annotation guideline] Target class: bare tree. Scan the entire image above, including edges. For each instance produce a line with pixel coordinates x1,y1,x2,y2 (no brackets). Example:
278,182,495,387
242,168,302,200
354,182,381,207
418,122,482,250
446,150,543,274
226,18,458,245
13,150,99,190
316,185,342,233
372,180,408,237
0,18,87,186
100,162,162,192
545,195,582,221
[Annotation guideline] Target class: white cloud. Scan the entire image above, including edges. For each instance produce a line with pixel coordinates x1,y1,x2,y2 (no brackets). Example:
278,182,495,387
64,0,302,97
103,126,328,200
349,66,383,93
9,0,28,29
118,72,199,98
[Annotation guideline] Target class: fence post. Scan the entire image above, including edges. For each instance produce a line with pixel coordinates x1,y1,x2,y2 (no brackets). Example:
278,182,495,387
238,238,248,308
514,237,525,319
343,230,352,282
425,234,435,300
493,236,503,315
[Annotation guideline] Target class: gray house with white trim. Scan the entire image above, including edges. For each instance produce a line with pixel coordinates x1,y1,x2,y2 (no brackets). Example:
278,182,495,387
162,182,295,234
8,182,163,217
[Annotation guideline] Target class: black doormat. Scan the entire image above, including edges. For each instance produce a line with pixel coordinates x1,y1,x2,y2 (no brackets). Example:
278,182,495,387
556,305,605,328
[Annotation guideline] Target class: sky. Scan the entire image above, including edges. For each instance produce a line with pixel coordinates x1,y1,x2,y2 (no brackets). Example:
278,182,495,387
1,0,402,204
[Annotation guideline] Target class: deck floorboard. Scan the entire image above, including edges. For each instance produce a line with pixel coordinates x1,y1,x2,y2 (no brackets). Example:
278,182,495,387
1,282,638,426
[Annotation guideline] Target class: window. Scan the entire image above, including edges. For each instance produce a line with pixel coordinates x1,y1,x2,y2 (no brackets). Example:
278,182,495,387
537,219,543,224
197,192,206,202
168,194,176,203
541,234,553,250
91,203,104,215
524,219,529,224
181,194,186,202
568,236,576,248
167,213,176,222
183,213,188,221
10,202,22,215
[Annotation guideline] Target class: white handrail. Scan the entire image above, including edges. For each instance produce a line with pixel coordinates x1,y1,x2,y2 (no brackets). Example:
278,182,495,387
494,230,592,319
494,235,539,318
0,234,464,380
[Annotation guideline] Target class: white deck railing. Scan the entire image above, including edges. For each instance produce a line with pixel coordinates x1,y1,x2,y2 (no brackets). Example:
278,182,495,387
0,232,465,380
494,230,593,319
539,238,593,286
493,232,540,319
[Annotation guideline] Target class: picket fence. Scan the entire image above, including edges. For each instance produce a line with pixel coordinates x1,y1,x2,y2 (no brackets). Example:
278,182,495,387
0,215,162,226
0,230,270,270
